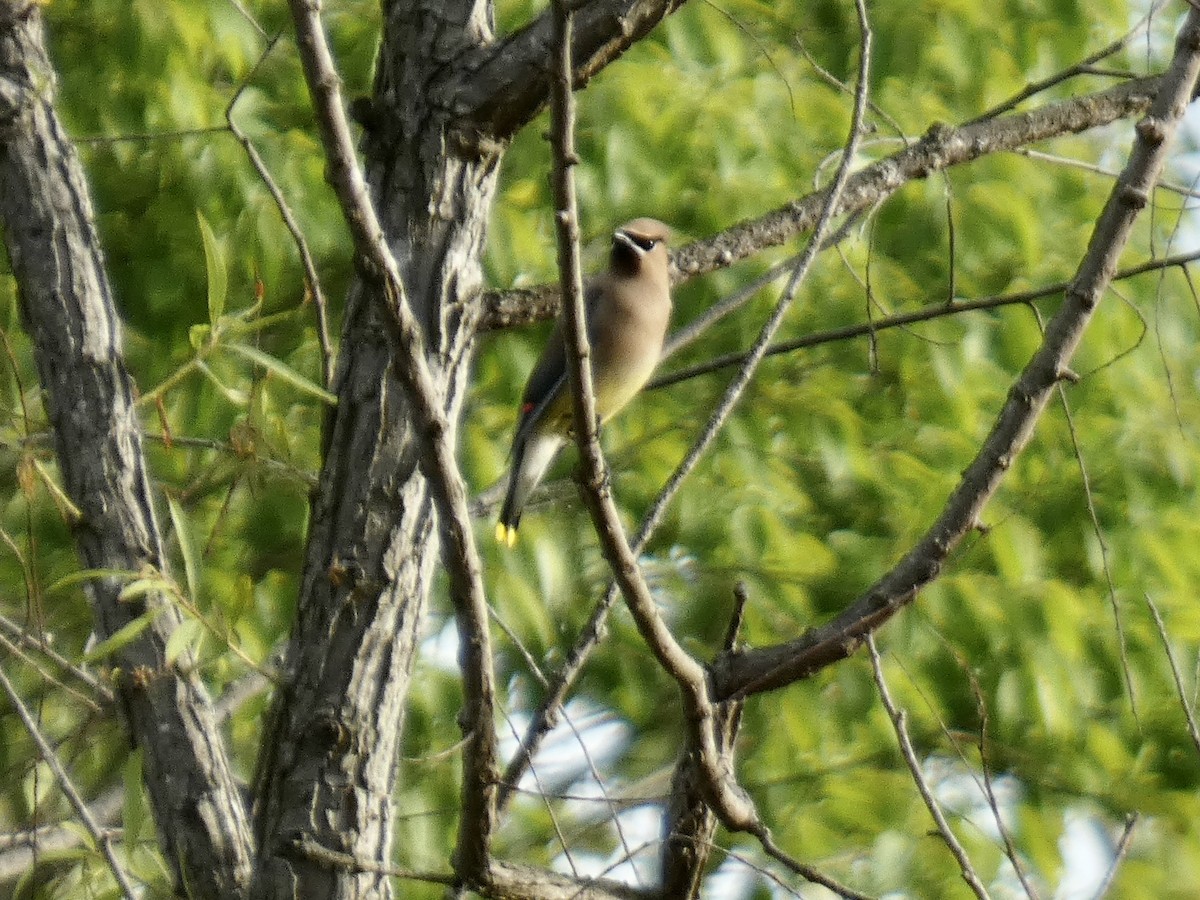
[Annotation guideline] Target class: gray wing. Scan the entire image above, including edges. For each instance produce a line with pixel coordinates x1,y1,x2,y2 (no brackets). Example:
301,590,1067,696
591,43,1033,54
513,280,602,441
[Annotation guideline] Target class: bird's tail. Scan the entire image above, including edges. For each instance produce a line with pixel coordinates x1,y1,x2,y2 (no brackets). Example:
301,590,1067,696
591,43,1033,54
495,433,564,547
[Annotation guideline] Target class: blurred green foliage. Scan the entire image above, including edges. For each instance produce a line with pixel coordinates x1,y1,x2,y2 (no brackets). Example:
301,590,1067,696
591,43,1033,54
2,0,1199,896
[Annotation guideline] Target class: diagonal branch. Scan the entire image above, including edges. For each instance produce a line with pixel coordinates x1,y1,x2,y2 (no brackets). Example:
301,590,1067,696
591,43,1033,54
479,74,1161,332
452,0,689,144
650,247,1200,390
711,8,1200,703
0,662,137,899
866,637,990,900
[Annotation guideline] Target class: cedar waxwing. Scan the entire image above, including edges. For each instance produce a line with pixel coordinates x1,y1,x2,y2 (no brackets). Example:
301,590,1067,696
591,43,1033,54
495,218,673,547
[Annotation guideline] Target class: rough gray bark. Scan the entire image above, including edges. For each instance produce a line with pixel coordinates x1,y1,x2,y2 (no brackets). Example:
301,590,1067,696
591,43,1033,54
0,4,253,897
250,2,500,895
250,1,690,896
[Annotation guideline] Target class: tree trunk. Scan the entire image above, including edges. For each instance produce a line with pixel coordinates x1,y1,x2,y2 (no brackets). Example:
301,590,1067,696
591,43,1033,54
0,5,253,897
251,2,502,895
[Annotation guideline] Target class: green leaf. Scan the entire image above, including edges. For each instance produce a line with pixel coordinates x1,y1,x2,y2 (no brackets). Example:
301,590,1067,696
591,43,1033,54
117,576,175,603
83,609,161,662
123,749,149,845
197,211,227,327
45,568,140,596
58,820,97,852
189,322,211,351
224,342,338,405
195,359,249,406
166,495,198,604
164,617,204,667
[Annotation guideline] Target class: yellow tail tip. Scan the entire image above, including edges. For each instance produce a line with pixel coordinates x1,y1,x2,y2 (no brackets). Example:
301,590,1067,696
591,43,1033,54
494,522,519,548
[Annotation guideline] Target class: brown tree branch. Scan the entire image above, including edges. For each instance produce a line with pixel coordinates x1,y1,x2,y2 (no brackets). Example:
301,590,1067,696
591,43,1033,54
961,0,1167,125
0,610,113,706
866,637,990,899
650,247,1200,390
452,0,689,145
478,74,1161,333
547,0,761,841
1095,814,1139,899
1144,593,1200,758
485,859,657,900
0,7,254,896
711,9,1200,703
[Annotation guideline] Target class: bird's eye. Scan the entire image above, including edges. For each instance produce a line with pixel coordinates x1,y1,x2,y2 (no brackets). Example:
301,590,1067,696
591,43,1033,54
629,235,657,252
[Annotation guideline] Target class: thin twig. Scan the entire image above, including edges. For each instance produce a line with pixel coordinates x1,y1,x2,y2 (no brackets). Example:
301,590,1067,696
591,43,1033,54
1012,147,1200,200
0,630,105,712
866,637,991,900
291,836,456,885
501,712,580,878
1144,594,1200,757
930,639,1039,898
1055,380,1138,721
0,612,113,704
225,33,335,389
0,663,138,899
652,248,1200,389
1094,813,1139,899
756,830,875,900
962,0,1168,125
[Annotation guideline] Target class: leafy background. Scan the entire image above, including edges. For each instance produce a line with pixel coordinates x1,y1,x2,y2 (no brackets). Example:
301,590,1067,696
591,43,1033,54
2,0,1199,896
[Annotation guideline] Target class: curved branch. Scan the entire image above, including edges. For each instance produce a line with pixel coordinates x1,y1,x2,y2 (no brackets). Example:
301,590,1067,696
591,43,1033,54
710,11,1200,702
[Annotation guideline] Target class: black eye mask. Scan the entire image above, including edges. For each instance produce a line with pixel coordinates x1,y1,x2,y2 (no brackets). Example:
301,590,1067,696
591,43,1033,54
623,233,658,252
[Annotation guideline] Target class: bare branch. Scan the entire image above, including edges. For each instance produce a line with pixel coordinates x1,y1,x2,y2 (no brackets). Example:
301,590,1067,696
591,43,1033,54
291,837,456,886
1144,594,1200,757
651,248,1200,389
866,637,991,900
479,75,1161,332
485,859,657,900
963,0,1168,124
712,13,1200,700
453,0,688,144
0,663,137,899
755,830,875,900
1095,813,1139,899
0,611,113,705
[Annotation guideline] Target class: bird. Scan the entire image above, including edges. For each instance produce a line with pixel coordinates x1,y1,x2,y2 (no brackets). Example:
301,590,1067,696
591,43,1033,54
495,217,673,547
